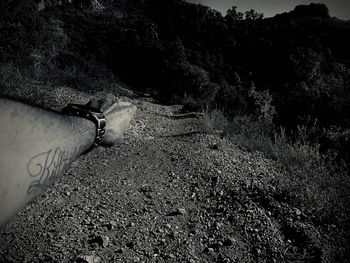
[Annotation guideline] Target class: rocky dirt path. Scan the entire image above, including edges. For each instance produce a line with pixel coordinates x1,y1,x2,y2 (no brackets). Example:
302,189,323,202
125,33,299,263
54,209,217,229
0,85,336,262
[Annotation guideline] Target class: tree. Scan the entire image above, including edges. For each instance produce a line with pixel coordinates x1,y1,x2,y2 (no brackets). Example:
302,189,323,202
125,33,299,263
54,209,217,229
293,3,330,19
225,6,244,24
245,9,264,21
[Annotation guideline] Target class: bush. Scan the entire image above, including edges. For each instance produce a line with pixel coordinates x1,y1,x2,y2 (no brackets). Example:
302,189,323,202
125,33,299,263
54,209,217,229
0,0,44,61
0,63,26,87
226,115,275,152
248,85,276,123
226,115,350,226
200,108,228,134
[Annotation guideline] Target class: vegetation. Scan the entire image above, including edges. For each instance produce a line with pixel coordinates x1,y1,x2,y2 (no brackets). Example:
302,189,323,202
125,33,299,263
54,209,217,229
226,114,349,222
0,0,349,260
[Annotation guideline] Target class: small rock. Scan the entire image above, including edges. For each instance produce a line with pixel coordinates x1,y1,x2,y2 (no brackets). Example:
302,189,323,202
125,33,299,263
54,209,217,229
215,222,223,229
294,208,302,216
203,247,214,253
116,248,124,254
168,230,177,238
223,237,235,246
88,235,110,247
178,208,186,214
210,144,219,150
76,255,101,263
166,208,186,216
164,253,175,259
211,176,219,184
209,242,222,249
188,228,199,236
126,241,135,249
110,220,118,226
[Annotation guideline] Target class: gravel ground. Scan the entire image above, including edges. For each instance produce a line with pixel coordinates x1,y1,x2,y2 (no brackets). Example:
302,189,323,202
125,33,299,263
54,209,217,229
0,84,343,262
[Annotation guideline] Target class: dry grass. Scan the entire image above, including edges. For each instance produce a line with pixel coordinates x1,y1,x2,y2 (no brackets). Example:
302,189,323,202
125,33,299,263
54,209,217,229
202,110,350,226
199,108,228,134
0,63,29,88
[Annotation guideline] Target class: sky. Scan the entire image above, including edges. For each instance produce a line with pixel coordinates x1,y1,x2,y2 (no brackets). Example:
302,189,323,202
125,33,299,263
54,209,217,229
186,0,350,20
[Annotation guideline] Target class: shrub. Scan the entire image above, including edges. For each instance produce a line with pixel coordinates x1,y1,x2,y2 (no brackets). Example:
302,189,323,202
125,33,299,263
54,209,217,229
182,82,220,111
248,85,276,123
0,63,26,87
226,115,275,153
226,115,350,226
0,0,44,61
200,108,228,134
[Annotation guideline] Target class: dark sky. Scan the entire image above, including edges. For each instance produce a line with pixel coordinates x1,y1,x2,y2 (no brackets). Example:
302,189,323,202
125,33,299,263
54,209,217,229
186,0,350,20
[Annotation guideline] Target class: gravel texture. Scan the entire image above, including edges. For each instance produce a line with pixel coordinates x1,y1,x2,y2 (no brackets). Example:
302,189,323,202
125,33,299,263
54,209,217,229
0,84,342,262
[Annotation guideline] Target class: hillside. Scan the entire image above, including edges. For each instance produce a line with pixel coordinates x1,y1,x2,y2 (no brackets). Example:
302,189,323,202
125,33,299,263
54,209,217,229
0,0,350,262
1,0,350,156
0,84,347,263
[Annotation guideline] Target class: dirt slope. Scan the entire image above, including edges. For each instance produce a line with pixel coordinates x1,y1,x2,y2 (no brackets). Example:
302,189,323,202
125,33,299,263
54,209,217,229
0,85,341,262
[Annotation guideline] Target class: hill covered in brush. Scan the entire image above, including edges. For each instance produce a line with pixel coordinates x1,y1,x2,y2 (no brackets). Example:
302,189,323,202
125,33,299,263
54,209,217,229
1,1,350,261
1,0,350,161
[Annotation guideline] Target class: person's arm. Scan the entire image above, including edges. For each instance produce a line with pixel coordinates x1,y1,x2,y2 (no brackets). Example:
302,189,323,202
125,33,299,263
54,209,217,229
0,97,136,226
